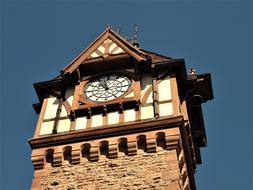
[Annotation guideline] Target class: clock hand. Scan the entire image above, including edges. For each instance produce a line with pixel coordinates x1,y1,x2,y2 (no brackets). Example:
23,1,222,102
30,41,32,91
99,78,109,90
104,79,109,90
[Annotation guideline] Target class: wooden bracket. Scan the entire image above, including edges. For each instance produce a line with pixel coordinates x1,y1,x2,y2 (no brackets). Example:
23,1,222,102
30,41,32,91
87,108,91,119
69,110,75,121
119,103,123,114
31,156,44,170
135,100,140,111
103,105,107,116
76,68,81,83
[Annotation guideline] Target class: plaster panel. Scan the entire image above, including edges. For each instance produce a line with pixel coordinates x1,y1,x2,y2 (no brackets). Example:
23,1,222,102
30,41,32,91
75,117,87,130
40,121,54,135
108,112,120,125
98,45,105,54
65,87,74,106
113,47,124,54
124,92,134,98
91,114,103,127
60,106,68,117
124,109,136,122
91,52,99,58
146,93,153,104
60,87,74,117
109,42,117,52
159,102,173,117
141,74,153,104
58,119,71,133
43,96,58,119
158,77,172,101
141,105,154,120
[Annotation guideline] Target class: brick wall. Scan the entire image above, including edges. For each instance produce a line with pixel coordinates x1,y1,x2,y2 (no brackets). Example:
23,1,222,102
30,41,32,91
39,149,180,190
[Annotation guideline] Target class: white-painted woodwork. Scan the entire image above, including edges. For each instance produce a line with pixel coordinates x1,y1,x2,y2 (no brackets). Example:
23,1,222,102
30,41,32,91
60,106,68,117
159,102,173,117
112,47,124,54
109,42,117,52
91,52,99,58
124,109,136,122
108,112,120,125
98,45,105,54
75,117,87,130
38,72,177,134
141,105,154,120
40,121,54,135
141,74,153,104
57,119,71,133
65,87,74,106
89,40,125,59
158,77,172,101
91,114,103,127
124,92,134,98
146,93,153,104
43,96,58,119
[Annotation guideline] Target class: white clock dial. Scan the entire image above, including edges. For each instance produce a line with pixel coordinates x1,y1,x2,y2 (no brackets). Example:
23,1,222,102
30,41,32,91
84,73,131,102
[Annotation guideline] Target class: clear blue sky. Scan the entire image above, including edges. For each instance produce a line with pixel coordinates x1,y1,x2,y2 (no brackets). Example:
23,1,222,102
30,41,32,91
0,0,252,189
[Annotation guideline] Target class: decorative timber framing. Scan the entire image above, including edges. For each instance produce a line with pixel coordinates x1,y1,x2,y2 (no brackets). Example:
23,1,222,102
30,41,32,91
74,70,141,110
33,98,48,137
30,27,214,190
29,116,183,149
63,28,149,74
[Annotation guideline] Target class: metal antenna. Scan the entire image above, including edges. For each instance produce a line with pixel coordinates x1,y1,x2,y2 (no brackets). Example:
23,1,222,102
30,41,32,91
106,24,112,30
133,24,139,47
133,24,138,43
123,25,139,47
116,27,121,34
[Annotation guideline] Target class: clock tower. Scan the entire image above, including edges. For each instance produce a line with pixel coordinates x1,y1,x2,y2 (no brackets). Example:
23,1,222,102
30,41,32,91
29,27,213,190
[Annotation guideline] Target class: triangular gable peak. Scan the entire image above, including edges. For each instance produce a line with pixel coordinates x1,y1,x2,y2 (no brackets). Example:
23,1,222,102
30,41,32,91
88,39,125,59
63,28,148,74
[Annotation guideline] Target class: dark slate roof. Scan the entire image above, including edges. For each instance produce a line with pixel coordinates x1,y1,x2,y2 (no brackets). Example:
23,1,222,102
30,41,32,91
140,49,173,63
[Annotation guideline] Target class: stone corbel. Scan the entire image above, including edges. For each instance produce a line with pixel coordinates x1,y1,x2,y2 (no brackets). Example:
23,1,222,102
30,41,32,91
71,149,80,164
52,152,62,167
146,139,156,153
127,141,137,156
108,144,118,159
31,156,44,170
89,147,99,162
165,135,179,149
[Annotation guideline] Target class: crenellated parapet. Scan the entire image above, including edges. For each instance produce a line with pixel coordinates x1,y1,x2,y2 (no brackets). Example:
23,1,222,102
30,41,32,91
31,129,180,170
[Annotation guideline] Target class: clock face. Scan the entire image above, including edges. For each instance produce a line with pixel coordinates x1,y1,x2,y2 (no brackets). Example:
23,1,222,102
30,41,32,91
84,73,132,102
